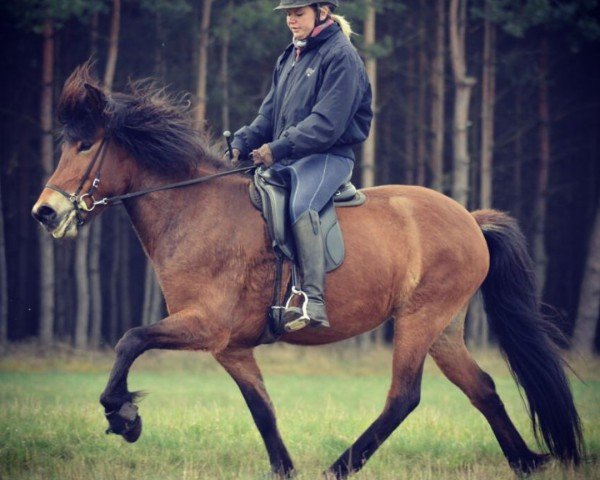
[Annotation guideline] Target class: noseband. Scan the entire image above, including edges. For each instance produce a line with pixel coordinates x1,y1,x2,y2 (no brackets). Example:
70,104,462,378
45,136,254,226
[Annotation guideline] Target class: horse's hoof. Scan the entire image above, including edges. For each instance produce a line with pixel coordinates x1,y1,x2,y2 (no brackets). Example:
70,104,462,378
122,414,142,443
104,402,143,442
511,453,551,474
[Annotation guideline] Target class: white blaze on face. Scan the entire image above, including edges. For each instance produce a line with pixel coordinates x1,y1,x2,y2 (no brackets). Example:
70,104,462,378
32,190,80,239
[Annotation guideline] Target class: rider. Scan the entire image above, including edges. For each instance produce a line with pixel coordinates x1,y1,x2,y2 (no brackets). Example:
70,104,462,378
230,0,373,331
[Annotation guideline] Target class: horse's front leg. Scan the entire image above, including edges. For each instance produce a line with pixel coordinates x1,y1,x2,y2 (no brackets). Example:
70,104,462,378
214,347,294,478
99,308,229,442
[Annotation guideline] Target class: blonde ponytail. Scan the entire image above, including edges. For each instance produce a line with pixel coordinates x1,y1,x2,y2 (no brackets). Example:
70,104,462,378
331,14,353,39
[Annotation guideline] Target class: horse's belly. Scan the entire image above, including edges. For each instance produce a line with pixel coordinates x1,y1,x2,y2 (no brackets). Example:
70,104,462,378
282,185,489,346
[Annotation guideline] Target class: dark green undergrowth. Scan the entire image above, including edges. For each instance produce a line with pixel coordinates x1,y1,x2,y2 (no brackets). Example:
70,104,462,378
1,344,598,479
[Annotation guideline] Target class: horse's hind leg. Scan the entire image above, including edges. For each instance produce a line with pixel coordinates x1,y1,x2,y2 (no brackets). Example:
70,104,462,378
214,347,294,478
428,309,549,473
327,313,432,479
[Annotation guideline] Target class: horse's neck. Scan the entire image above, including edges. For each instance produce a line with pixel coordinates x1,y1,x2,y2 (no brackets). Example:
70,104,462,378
122,166,253,268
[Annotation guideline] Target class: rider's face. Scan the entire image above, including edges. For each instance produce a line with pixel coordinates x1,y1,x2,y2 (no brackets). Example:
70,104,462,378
286,7,317,40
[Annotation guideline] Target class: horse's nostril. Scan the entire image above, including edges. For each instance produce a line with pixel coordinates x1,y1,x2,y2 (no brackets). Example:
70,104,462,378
33,204,58,225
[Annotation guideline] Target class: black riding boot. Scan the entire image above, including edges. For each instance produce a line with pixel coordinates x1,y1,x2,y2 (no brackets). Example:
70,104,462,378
283,210,330,332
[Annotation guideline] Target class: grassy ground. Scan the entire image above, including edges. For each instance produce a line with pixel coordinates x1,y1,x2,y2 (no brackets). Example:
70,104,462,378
0,343,598,480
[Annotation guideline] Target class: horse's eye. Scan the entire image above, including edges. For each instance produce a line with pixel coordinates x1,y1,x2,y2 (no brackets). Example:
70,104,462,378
79,141,93,153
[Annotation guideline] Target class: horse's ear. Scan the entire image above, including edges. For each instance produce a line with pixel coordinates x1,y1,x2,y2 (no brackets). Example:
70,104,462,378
84,83,108,114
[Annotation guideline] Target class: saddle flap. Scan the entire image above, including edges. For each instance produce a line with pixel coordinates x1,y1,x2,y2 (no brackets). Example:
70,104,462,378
252,169,346,272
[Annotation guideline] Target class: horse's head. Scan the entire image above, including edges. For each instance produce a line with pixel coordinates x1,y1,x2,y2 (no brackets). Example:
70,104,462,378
31,64,136,239
32,62,209,239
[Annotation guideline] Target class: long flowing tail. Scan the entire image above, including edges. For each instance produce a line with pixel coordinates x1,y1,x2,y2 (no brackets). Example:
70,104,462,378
472,209,583,465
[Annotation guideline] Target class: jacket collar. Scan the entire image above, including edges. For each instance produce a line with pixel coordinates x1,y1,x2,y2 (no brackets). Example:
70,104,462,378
290,21,340,59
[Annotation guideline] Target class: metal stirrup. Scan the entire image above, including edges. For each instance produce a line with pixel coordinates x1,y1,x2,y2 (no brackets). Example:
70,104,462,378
282,286,310,332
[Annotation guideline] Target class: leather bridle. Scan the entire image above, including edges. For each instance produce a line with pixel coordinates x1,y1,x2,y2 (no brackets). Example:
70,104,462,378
45,136,111,226
45,136,254,226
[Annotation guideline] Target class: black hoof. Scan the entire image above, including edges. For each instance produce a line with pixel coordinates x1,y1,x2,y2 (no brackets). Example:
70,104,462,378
511,453,551,475
105,402,142,443
122,414,142,443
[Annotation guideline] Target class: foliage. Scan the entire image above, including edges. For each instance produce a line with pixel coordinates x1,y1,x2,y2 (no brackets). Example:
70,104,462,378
1,0,106,32
471,0,600,47
138,0,193,17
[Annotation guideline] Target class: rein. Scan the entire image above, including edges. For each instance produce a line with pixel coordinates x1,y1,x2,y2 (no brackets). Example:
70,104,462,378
45,136,255,225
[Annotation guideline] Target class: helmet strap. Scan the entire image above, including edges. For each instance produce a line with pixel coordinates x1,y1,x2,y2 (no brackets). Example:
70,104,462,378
313,3,329,28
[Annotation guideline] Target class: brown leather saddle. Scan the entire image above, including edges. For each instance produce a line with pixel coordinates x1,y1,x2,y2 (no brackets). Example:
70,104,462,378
249,166,366,272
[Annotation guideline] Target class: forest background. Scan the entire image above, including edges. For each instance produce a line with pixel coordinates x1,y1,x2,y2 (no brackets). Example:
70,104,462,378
0,0,599,355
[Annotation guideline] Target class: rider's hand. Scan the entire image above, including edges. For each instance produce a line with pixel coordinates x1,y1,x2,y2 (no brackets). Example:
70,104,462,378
251,144,274,167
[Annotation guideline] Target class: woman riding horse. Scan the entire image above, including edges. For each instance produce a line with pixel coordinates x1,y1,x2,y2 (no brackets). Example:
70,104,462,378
230,0,372,331
31,28,583,480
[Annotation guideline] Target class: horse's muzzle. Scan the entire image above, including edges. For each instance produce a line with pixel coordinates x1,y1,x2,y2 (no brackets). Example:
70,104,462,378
32,204,59,229
31,192,79,239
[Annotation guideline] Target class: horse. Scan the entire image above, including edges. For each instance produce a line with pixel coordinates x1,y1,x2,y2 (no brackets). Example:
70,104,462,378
32,64,583,478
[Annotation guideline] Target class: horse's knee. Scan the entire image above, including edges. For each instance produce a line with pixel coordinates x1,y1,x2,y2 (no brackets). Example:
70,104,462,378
115,327,147,357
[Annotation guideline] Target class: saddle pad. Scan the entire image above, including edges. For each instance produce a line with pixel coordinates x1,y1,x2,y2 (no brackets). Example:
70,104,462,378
251,168,365,272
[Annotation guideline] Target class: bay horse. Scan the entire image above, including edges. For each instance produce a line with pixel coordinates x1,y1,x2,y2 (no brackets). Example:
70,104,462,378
32,64,582,478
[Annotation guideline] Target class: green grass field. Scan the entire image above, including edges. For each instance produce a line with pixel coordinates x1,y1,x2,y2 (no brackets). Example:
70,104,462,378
1,344,598,480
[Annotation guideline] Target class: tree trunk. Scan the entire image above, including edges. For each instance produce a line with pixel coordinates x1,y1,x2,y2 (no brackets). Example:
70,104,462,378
449,0,476,207
361,0,376,189
103,0,121,92
404,23,416,185
119,214,132,332
429,0,445,192
360,0,382,346
416,0,427,186
74,229,91,350
141,261,162,326
108,213,121,345
195,0,213,126
513,83,523,218
219,0,234,132
88,228,102,348
73,2,102,351
71,11,100,349
480,3,496,211
468,3,496,348
533,33,550,297
89,0,121,349
150,281,163,325
572,194,600,356
0,172,8,347
38,18,55,347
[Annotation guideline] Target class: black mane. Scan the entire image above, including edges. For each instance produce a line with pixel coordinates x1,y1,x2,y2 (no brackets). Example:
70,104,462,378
57,62,227,175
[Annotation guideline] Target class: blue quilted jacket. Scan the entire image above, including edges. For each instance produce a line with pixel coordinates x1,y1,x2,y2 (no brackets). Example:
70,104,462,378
232,23,372,163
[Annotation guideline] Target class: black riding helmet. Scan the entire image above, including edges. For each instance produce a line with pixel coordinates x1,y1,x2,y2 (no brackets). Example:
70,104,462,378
274,1,338,28
274,0,338,10
275,0,340,28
